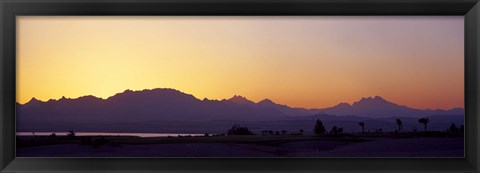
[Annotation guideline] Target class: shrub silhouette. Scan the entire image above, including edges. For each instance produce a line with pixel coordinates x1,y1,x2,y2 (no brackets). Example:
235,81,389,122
227,124,254,135
330,126,343,135
299,129,304,135
281,130,287,135
396,119,403,132
418,117,429,132
449,123,459,133
268,130,274,135
358,122,365,134
313,119,326,135
261,130,267,135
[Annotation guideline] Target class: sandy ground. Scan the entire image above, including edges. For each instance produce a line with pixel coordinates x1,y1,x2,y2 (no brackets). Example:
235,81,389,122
16,137,463,157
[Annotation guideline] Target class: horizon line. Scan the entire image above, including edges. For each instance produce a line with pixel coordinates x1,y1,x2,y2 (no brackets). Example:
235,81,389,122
17,87,465,111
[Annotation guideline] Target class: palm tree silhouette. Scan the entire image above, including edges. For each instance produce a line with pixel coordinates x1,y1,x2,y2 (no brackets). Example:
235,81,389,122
358,122,365,134
418,117,429,132
396,119,403,132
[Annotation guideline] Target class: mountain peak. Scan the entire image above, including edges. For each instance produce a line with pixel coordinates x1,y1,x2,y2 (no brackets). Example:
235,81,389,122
227,95,255,105
108,88,194,100
335,102,351,107
351,96,397,108
359,95,381,99
26,97,43,104
77,95,103,102
258,98,275,105
229,95,246,100
373,96,386,101
357,96,388,103
123,89,134,93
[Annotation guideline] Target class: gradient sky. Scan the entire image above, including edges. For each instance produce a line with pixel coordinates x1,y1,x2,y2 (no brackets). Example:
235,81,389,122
17,16,464,110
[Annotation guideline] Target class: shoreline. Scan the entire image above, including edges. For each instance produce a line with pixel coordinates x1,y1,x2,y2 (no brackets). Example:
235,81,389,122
16,135,464,157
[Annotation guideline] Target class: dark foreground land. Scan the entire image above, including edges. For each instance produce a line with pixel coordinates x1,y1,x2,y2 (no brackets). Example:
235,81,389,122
16,135,464,157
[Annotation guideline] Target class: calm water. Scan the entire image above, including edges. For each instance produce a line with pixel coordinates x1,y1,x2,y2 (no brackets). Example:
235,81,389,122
16,132,206,137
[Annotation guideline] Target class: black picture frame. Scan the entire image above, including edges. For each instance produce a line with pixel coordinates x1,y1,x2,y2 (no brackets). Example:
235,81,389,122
1,0,479,172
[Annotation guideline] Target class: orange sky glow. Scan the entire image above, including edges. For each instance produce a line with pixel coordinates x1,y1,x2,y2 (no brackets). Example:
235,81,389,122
16,16,464,110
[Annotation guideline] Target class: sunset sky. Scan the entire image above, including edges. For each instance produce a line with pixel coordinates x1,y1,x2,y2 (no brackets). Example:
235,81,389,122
16,16,464,110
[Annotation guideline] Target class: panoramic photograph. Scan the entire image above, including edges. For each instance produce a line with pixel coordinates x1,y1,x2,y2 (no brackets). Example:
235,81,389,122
16,16,464,157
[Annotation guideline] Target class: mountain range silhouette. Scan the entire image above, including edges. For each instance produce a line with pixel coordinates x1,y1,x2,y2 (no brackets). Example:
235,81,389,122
17,88,463,125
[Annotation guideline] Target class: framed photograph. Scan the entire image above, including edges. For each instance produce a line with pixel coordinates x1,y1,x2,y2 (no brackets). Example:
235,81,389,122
1,0,479,172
